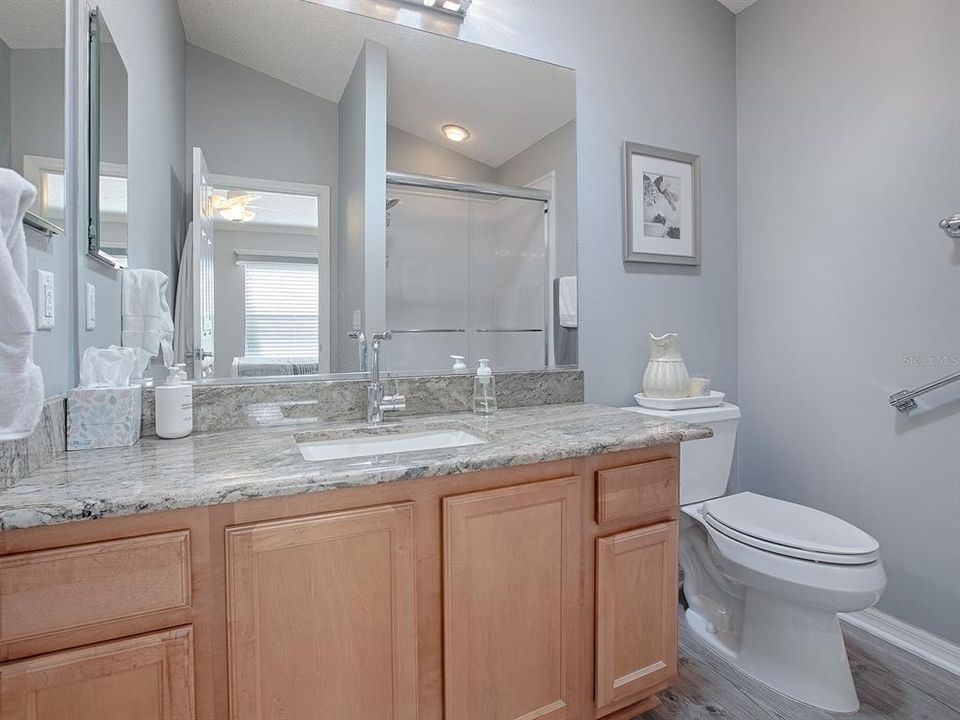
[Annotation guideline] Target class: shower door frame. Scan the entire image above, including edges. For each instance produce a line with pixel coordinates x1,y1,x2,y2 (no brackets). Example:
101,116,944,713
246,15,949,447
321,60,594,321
385,171,553,370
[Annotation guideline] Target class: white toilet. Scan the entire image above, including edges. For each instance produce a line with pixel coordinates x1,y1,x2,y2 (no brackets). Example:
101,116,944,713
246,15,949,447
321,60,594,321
623,402,886,713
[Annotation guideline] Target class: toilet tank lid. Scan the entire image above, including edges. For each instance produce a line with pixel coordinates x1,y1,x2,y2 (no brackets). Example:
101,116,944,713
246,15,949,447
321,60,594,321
621,402,741,424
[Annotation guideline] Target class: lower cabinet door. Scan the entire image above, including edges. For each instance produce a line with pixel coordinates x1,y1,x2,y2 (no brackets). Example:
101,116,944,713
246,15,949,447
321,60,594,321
443,477,581,720
0,626,195,720
595,521,678,711
225,503,418,720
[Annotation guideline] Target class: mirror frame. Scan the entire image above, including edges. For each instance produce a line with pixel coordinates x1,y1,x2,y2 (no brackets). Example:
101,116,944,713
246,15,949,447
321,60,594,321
85,8,122,270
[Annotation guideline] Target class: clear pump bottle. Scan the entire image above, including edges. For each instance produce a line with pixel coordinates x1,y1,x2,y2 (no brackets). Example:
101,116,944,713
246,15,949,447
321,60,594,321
472,359,497,415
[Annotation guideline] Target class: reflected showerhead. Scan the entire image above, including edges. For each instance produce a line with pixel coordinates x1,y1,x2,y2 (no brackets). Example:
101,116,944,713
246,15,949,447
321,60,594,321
386,198,400,209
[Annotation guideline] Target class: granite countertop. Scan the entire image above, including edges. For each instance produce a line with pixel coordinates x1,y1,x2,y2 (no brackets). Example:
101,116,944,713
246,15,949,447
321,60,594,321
0,404,710,531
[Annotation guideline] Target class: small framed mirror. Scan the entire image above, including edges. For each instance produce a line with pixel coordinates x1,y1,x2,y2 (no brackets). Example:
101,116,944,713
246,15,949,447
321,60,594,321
86,7,128,269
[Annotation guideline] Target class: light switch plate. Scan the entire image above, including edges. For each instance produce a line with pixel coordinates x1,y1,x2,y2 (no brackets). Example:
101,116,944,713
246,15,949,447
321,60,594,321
85,283,96,330
35,269,55,330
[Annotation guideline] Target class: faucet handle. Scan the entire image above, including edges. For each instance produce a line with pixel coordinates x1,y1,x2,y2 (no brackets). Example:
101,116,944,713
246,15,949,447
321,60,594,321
347,330,363,339
372,331,393,342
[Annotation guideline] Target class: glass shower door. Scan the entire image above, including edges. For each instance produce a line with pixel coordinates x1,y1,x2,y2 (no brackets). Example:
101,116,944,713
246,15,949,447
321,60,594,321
384,186,470,373
468,193,547,370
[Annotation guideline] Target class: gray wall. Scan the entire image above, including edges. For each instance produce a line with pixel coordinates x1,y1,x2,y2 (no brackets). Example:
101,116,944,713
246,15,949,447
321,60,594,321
498,120,577,278
387,125,497,183
0,39,11,168
9,49,65,174
451,0,738,408
186,44,339,188
737,0,960,643
337,41,387,371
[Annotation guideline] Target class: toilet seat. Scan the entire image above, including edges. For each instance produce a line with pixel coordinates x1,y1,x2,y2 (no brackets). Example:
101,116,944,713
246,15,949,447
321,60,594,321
701,492,880,565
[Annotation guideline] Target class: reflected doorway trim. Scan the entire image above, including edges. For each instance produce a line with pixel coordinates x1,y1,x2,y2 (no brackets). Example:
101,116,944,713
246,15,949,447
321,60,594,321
208,172,332,375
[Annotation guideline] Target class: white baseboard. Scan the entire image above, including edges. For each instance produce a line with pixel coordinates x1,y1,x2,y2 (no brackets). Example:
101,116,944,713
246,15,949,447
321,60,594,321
841,607,960,677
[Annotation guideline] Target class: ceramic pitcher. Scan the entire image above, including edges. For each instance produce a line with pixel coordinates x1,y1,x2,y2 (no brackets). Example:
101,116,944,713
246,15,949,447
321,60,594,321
642,333,690,398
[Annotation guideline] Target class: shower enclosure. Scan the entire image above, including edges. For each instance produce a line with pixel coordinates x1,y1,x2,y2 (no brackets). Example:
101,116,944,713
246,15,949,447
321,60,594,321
383,172,551,373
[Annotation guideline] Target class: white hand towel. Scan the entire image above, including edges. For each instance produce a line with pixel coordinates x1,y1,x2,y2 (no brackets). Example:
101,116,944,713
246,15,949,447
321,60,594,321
558,275,577,328
121,268,175,367
0,169,44,440
172,222,193,365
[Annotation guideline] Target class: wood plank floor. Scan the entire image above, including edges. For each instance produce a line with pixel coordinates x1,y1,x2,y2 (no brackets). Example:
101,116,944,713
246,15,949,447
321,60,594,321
640,617,960,720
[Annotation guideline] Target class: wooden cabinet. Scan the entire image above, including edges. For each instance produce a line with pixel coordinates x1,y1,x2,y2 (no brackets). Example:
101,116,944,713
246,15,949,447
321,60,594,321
443,477,581,720
0,626,195,720
594,521,678,712
0,444,682,720
225,503,418,720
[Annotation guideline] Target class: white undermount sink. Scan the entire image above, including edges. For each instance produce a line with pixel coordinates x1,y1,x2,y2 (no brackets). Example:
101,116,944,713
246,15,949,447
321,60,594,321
296,428,486,462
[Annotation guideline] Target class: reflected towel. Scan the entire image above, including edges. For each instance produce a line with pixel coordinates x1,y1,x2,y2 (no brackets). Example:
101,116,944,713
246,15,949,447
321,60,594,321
121,268,174,367
558,275,577,328
0,169,44,440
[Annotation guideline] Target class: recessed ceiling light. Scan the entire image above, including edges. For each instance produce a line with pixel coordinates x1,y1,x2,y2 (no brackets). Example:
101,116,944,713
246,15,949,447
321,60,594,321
442,0,461,10
442,124,470,142
422,0,436,6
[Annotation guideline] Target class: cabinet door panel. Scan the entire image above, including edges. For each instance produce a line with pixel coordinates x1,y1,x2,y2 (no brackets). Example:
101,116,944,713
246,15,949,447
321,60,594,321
226,503,417,720
0,626,195,720
595,521,678,711
443,477,581,720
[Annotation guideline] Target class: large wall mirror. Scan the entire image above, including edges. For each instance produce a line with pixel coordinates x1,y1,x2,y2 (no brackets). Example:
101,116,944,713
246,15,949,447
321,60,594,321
1,0,66,233
86,7,129,268
83,0,577,383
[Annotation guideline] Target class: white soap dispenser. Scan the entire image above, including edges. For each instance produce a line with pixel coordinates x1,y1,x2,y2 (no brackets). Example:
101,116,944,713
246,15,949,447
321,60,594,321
155,364,193,439
472,359,497,415
450,355,467,372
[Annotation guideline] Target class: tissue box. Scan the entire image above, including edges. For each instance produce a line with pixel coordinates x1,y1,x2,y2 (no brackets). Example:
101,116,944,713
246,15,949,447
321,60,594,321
67,386,142,451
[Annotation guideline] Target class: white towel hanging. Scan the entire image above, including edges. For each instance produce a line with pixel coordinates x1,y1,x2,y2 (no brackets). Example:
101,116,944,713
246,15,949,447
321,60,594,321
558,276,578,328
0,169,44,440
121,268,175,368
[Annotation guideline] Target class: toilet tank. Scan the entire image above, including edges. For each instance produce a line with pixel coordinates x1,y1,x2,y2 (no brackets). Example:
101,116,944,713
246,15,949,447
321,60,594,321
620,402,740,506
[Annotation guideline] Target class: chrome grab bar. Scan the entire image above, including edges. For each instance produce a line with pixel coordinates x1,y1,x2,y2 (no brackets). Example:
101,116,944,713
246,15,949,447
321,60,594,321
890,370,960,411
475,328,543,333
389,328,465,333
940,212,960,238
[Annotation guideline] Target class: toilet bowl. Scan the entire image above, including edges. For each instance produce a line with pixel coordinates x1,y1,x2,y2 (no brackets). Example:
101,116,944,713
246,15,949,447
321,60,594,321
621,403,886,713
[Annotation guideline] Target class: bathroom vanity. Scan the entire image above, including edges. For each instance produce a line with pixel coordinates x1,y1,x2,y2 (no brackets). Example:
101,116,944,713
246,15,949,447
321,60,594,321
0,404,707,720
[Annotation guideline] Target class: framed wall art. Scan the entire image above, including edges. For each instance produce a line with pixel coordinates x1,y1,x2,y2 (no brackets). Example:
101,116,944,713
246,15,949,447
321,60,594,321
622,142,700,265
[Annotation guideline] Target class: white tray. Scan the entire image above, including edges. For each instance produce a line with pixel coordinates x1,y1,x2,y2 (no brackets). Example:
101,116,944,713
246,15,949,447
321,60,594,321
633,390,725,411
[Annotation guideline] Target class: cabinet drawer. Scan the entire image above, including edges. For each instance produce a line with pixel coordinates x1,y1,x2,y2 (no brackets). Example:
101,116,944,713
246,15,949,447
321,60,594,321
596,458,678,525
0,531,191,643
0,626,195,720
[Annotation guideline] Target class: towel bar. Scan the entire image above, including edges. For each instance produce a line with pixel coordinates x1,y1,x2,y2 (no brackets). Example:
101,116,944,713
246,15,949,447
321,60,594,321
23,211,63,237
890,370,960,411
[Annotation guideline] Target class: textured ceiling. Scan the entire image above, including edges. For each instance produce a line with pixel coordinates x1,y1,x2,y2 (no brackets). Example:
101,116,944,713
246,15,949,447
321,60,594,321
178,0,574,168
0,0,65,49
716,0,760,13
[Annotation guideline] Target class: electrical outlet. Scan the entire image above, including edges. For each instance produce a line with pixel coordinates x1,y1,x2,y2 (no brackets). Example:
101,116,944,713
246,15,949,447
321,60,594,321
35,270,55,330
85,283,96,330
352,310,362,331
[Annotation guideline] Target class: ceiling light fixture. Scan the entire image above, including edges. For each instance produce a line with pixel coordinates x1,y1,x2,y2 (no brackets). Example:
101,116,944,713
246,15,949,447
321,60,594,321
398,0,471,21
442,124,470,142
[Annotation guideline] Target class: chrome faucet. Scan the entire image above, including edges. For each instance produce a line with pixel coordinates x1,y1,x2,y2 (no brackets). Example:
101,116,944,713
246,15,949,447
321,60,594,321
347,330,367,372
367,331,406,423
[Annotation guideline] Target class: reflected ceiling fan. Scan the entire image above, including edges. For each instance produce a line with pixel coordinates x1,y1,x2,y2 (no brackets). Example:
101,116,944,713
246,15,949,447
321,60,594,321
209,192,278,223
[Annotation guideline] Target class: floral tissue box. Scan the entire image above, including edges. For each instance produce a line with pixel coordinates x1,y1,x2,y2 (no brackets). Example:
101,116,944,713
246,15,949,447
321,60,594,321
67,386,142,451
